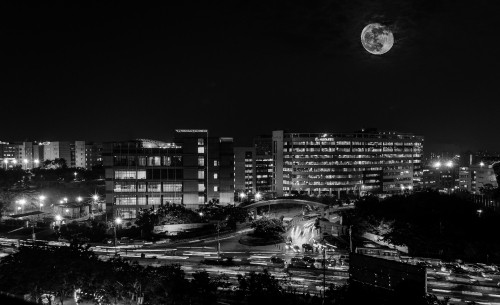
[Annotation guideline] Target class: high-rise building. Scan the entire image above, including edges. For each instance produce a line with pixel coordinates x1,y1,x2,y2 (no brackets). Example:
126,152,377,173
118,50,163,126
104,130,235,219
270,129,424,197
234,147,255,194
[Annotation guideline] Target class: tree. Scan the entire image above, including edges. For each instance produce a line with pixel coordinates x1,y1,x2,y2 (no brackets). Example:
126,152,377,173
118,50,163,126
237,270,283,304
251,218,285,239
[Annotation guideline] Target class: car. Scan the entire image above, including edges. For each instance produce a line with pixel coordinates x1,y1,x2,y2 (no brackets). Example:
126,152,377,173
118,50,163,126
290,258,308,268
302,243,313,252
292,245,301,253
302,256,315,264
119,237,132,244
270,256,285,265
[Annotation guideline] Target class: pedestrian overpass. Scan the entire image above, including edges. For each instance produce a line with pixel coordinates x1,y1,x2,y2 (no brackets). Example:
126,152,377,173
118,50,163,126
241,198,328,210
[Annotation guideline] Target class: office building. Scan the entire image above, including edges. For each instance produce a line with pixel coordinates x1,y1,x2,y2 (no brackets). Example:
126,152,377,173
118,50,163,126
270,129,423,197
234,147,255,193
104,130,235,219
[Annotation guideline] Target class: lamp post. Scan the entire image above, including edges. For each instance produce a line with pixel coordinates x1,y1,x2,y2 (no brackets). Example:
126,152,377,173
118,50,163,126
19,199,26,214
114,217,122,254
34,159,39,168
74,172,78,181
239,192,246,203
23,159,28,170
3,159,7,169
39,195,45,210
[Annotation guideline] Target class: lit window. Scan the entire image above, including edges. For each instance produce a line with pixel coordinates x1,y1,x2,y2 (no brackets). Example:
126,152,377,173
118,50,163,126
198,147,205,154
198,157,205,166
214,186,218,192
214,160,219,166
198,138,204,146
214,173,218,179
198,183,205,192
198,170,205,179
198,196,205,204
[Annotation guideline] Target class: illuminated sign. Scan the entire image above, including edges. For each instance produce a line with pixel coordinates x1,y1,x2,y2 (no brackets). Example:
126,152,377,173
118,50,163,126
175,129,208,133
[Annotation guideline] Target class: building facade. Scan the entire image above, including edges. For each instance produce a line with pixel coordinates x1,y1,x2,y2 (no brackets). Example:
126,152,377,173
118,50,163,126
104,131,235,219
270,129,424,197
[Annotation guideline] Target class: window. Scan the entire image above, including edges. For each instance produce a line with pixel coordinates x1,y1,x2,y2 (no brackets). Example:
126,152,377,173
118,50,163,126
198,183,205,192
214,173,218,179
198,170,205,179
137,196,147,205
214,186,218,192
147,182,161,192
198,147,205,154
214,160,219,166
138,156,147,166
163,196,182,204
137,182,147,192
115,196,136,205
115,170,136,179
198,156,205,166
148,196,161,205
163,182,182,192
148,156,161,166
198,138,204,145
198,196,205,204
117,208,137,219
114,182,136,192
137,170,146,179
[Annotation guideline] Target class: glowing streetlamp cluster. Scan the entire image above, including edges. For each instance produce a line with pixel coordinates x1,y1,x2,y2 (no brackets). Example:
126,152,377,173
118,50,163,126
3,158,40,169
433,160,454,168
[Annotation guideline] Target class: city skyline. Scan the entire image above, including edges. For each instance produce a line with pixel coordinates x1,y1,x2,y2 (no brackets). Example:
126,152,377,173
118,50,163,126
1,1,499,151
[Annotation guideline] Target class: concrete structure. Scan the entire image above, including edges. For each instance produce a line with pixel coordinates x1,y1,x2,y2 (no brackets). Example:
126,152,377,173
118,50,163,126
104,131,235,219
270,129,424,197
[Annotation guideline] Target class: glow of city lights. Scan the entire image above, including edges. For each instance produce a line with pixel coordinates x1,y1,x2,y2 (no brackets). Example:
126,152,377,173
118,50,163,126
255,193,262,200
19,199,26,205
34,159,39,164
3,159,7,164
434,161,441,168
446,161,453,167
40,203,44,207
12,159,17,164
199,212,204,217
23,159,28,164
74,172,77,176
115,217,122,225
39,195,46,201
59,200,63,204
400,185,405,190
408,185,413,190
77,196,83,202
480,162,485,167
17,207,21,211
63,197,68,202
239,192,246,198
55,215,62,221
92,195,99,201
65,209,69,213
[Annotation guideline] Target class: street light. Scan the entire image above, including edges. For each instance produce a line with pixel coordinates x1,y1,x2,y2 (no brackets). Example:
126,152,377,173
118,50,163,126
239,192,246,203
92,194,99,201
114,217,122,253
77,196,83,202
480,162,485,167
74,172,77,180
34,159,39,167
434,161,441,168
63,197,68,203
23,159,28,169
12,159,17,165
255,192,262,201
3,159,7,169
39,195,46,211
446,161,453,168
19,199,26,213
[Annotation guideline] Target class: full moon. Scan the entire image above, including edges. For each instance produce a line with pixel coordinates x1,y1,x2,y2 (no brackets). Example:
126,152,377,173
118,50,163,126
361,23,394,55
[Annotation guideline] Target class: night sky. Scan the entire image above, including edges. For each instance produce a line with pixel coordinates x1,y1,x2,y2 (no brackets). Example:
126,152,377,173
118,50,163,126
1,1,499,151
